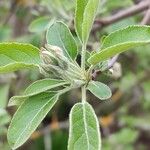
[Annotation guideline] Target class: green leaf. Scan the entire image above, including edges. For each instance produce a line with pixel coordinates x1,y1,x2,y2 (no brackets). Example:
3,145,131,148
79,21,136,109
88,25,150,65
0,43,41,73
9,79,68,106
7,92,58,150
46,21,78,60
82,0,99,43
75,0,99,43
68,102,101,150
87,81,112,100
29,16,52,33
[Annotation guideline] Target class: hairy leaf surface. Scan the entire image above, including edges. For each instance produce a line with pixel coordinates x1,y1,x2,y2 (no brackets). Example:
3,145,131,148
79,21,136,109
75,0,99,43
68,102,101,150
7,92,58,149
82,0,99,43
9,79,68,106
75,0,88,41
46,22,78,60
87,81,112,100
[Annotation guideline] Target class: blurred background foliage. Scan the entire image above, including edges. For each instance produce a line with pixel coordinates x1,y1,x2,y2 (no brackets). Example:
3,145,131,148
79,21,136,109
0,0,150,150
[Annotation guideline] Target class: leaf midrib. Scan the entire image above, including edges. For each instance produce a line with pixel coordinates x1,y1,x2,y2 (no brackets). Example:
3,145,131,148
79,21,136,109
82,103,90,150
12,95,57,148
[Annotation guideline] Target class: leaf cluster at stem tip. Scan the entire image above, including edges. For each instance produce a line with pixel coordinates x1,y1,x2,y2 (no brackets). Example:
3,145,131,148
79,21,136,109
1,0,150,150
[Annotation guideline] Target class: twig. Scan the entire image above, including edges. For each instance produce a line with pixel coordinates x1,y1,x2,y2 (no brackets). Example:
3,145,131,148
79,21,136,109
93,0,149,32
107,55,119,69
2,0,17,25
141,1,150,25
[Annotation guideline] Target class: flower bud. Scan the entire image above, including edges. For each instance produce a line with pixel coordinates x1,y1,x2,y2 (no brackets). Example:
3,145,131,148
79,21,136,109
40,64,63,79
40,47,52,64
40,47,59,66
45,44,63,57
40,44,81,81
46,44,70,69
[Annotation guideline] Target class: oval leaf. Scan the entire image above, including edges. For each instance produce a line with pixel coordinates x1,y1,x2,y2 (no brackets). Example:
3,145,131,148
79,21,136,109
68,102,101,150
46,21,78,60
87,81,112,100
7,92,58,149
8,79,68,106
75,0,99,43
88,25,150,65
0,43,41,73
29,16,52,33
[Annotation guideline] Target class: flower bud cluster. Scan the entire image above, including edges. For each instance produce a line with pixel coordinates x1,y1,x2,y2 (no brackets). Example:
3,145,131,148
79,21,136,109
40,44,85,83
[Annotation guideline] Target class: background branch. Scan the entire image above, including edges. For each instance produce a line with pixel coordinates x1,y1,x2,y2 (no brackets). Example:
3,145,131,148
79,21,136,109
93,0,149,32
141,1,150,25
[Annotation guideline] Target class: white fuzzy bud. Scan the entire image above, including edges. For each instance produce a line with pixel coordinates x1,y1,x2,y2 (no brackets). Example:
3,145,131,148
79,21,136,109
45,44,63,57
